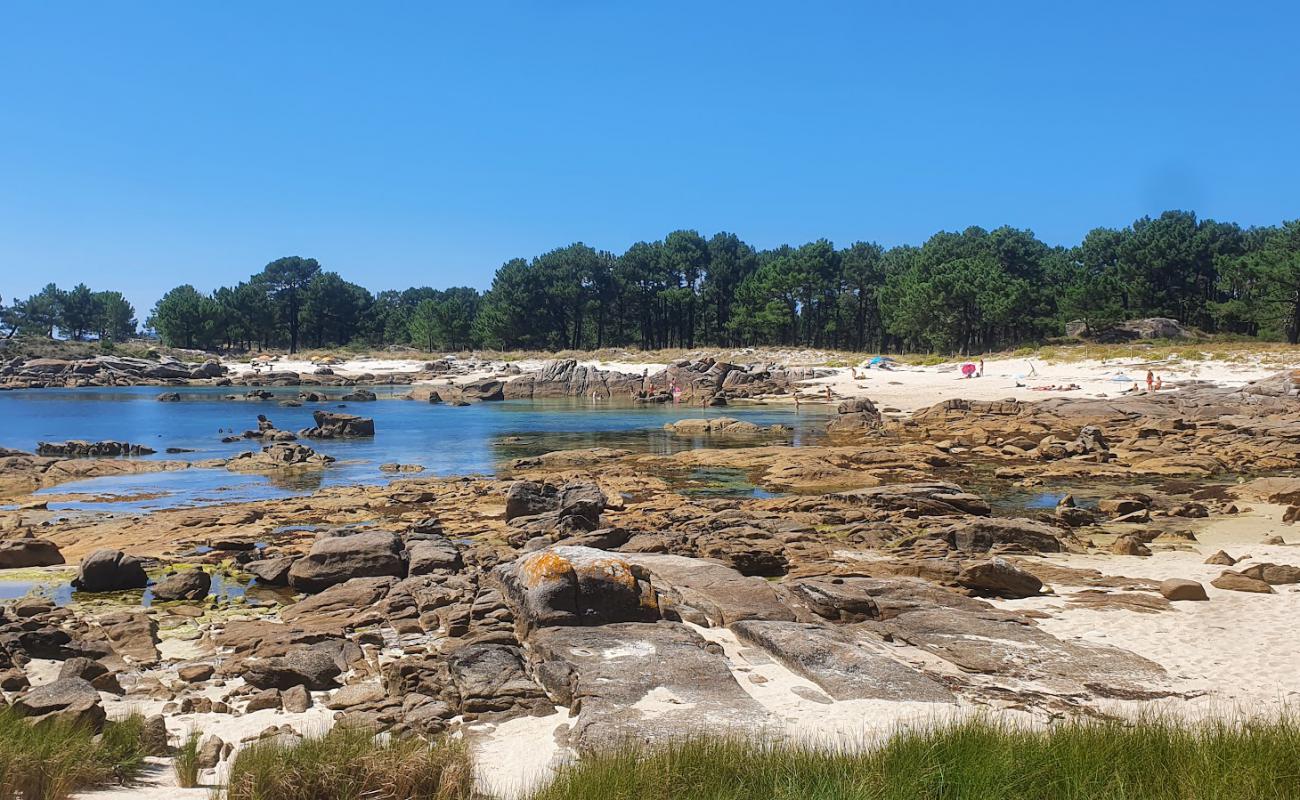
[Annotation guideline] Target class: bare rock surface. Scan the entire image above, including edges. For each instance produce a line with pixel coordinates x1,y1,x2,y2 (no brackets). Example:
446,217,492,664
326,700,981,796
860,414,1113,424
731,620,953,702
527,621,772,751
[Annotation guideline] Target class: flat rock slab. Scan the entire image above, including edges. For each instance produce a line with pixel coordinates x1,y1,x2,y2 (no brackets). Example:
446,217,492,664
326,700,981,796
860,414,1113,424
731,620,953,703
878,609,1167,697
791,576,991,621
527,621,772,750
623,553,796,626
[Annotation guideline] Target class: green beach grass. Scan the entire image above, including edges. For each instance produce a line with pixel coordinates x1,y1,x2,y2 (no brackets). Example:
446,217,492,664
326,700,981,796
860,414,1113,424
220,725,473,800
0,709,144,800
527,715,1300,800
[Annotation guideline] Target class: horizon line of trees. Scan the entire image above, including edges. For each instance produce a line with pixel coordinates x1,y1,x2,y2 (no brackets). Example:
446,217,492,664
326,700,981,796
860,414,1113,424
6,210,1300,355
1,283,137,344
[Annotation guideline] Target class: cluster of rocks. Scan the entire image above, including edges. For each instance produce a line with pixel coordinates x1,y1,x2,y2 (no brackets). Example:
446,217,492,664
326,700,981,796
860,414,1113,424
35,440,156,457
1,355,225,389
663,417,791,436
406,378,505,405
503,357,830,404
299,410,375,438
226,443,336,472
899,371,1300,479
5,365,1300,771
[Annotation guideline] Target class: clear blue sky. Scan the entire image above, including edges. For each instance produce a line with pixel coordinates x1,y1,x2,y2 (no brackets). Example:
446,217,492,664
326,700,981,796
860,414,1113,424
2,1,1297,316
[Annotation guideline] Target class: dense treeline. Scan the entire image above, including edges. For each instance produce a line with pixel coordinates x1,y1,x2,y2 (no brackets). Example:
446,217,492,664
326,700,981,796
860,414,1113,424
6,211,1299,355
0,283,137,343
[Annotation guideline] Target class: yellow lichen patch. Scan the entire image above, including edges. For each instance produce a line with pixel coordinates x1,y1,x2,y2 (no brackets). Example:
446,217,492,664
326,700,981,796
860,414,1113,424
522,550,577,582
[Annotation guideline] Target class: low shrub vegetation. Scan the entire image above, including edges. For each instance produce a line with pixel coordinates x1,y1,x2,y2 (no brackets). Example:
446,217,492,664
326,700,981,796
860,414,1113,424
221,725,473,800
0,709,144,800
529,715,1300,800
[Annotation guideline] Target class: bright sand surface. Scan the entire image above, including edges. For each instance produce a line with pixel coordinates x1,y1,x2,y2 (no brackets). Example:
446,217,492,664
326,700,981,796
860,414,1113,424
796,355,1289,411
1009,503,1300,717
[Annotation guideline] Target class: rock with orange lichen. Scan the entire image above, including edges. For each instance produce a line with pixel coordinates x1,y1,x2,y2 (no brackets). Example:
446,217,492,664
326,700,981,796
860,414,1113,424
491,545,658,631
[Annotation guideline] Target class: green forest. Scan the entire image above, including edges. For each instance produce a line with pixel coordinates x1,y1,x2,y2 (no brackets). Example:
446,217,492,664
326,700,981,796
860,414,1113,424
5,211,1300,355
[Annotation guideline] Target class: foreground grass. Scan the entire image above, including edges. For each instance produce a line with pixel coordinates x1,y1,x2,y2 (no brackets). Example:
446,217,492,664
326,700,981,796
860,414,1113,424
0,709,144,800
529,716,1300,800
221,725,473,800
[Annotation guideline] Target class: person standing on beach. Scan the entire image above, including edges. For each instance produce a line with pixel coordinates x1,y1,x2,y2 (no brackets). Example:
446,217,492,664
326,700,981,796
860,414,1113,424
1146,371,1154,392
978,358,984,377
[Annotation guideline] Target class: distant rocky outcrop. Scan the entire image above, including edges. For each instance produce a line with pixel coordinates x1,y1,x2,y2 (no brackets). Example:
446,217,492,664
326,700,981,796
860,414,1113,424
0,355,226,389
35,440,155,457
663,417,791,435
226,443,336,472
299,410,374,438
503,357,829,403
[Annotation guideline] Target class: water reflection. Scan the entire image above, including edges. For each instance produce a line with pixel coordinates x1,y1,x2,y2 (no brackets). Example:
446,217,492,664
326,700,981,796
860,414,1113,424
2,387,830,511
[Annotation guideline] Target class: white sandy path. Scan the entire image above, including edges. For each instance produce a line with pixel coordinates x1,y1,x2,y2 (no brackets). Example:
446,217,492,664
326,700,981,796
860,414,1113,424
468,707,574,800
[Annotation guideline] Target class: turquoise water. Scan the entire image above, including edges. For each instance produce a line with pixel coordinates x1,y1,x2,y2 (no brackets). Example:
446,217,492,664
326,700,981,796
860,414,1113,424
1,386,827,510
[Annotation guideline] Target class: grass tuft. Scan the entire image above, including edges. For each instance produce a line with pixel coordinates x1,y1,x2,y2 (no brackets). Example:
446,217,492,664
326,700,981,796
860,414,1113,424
0,708,145,800
221,725,473,800
529,714,1300,800
173,727,202,788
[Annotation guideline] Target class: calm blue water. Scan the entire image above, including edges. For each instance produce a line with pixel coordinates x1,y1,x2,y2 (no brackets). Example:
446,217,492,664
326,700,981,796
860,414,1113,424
0,386,828,511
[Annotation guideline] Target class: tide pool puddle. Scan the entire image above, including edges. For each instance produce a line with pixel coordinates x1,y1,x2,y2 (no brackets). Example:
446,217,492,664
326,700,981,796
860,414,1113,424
673,467,780,499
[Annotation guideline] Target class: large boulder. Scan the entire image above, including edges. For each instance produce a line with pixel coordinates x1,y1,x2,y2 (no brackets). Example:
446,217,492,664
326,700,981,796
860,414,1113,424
407,536,464,576
940,518,1067,553
300,411,374,438
12,677,105,729
447,643,552,715
504,480,607,530
527,622,771,751
0,537,64,568
73,549,149,592
245,555,296,586
622,553,795,626
287,531,406,593
663,417,789,435
244,646,343,691
491,545,658,631
98,610,160,666
152,569,212,602
557,481,607,528
505,481,558,520
956,558,1043,599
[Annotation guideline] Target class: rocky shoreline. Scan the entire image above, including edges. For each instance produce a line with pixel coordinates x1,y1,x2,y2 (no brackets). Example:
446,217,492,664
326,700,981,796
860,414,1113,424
0,363,1299,795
